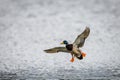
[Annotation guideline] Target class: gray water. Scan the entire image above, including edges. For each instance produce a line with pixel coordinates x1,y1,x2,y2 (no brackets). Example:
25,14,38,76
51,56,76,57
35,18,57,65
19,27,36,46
0,0,120,80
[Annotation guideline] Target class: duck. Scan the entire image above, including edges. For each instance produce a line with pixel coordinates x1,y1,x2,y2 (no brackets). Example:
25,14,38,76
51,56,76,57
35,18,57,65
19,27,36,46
44,27,90,62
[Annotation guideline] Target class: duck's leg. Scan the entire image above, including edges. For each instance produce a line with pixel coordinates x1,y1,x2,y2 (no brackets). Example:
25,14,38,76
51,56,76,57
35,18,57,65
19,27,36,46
81,51,86,57
70,53,75,62
79,49,86,57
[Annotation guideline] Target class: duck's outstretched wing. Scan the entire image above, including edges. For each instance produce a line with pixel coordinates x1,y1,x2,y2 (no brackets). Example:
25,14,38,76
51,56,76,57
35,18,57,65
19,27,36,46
73,27,90,48
44,47,70,53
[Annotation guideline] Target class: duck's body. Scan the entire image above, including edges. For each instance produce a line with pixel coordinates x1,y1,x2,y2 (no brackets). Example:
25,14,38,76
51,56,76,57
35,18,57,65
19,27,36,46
66,44,73,51
63,42,85,62
44,27,90,62
64,44,83,61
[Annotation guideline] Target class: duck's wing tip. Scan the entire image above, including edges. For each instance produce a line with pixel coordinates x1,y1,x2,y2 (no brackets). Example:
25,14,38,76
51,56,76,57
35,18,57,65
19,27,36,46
44,47,70,53
44,48,58,53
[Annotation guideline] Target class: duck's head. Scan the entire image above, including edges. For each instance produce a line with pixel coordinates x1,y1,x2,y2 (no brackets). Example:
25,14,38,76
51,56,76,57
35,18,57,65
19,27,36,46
61,40,69,45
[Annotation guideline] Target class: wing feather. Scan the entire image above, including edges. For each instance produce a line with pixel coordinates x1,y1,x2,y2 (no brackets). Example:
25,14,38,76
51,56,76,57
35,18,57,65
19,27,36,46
73,27,90,48
44,47,70,53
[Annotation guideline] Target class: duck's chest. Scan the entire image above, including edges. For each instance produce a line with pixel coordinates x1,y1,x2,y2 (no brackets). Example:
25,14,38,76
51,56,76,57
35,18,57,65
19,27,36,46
66,44,73,51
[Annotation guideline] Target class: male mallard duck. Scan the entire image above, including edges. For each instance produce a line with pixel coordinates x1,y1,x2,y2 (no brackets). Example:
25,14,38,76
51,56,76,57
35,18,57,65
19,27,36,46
44,27,90,62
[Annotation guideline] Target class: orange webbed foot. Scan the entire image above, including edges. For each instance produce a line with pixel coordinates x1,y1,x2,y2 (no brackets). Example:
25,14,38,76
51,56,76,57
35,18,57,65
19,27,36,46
82,52,86,57
70,57,74,62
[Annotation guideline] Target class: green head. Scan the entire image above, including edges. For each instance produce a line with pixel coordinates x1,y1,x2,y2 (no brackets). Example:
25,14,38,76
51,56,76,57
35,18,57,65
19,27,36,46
61,40,69,45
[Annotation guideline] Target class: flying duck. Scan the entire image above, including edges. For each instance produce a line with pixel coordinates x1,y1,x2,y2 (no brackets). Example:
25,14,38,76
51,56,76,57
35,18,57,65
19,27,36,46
44,27,90,62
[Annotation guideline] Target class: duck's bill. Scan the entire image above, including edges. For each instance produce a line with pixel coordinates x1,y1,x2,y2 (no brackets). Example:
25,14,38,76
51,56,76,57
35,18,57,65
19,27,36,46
60,42,64,44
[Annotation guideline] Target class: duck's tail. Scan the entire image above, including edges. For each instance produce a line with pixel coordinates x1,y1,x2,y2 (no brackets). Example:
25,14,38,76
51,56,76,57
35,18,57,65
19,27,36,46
76,52,86,60
76,55,83,60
